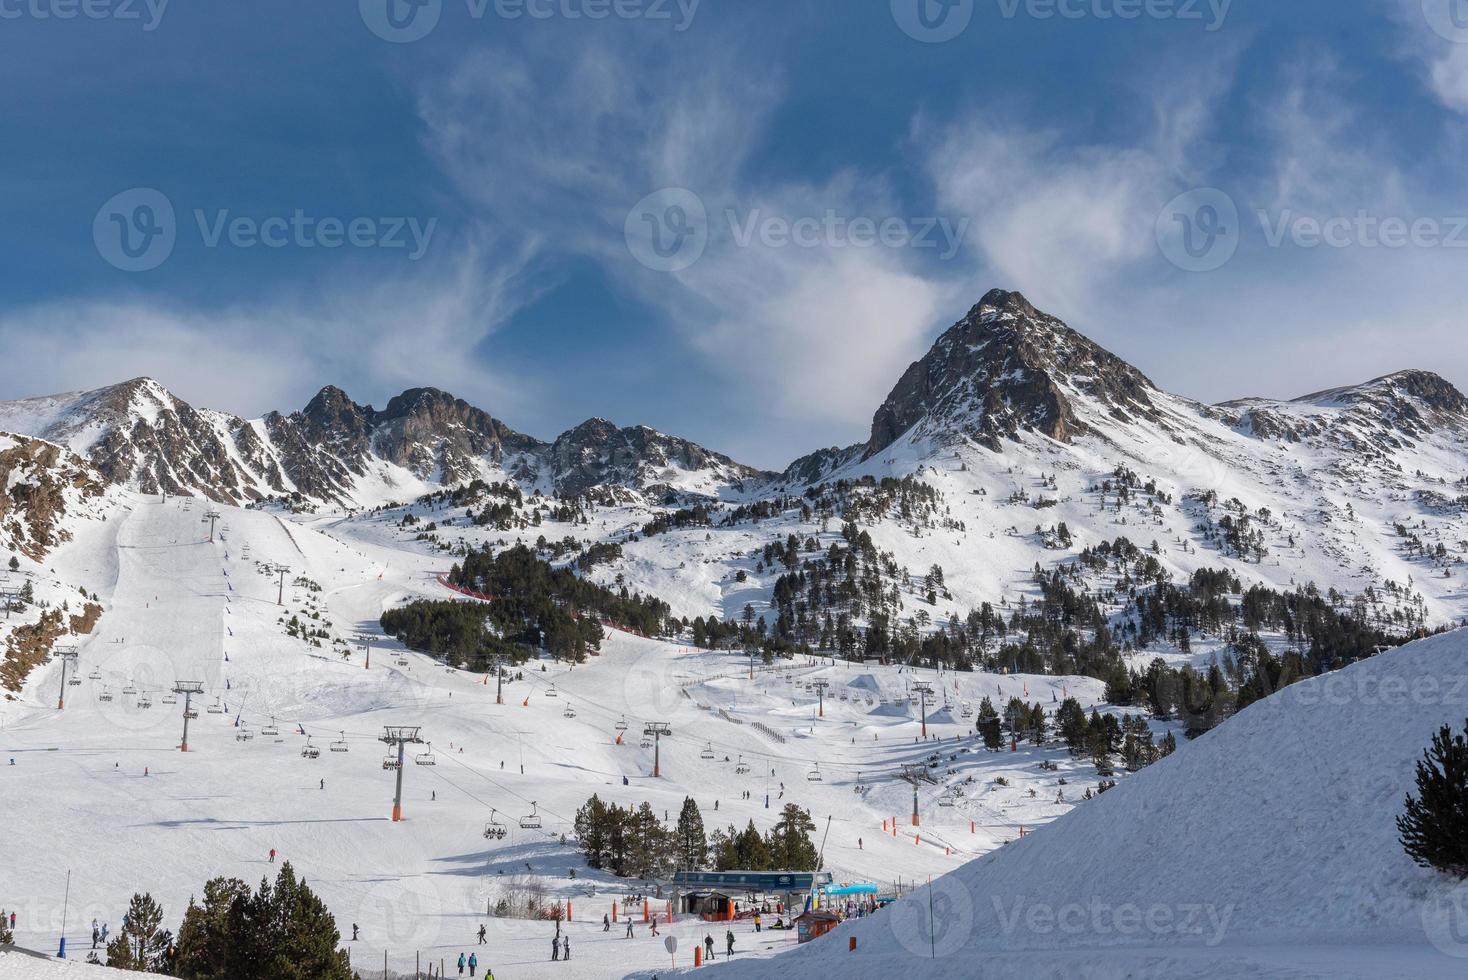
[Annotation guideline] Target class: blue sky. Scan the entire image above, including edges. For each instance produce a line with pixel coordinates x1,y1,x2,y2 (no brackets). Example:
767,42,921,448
2,0,1467,468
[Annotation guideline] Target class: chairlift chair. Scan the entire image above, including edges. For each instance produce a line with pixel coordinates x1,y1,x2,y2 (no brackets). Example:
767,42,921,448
137,695,153,709
236,726,254,742
639,735,653,749
483,810,508,840
207,698,224,714
98,686,114,703
519,803,542,830
545,684,558,698
68,675,82,687
396,656,409,666
415,742,436,766
700,742,715,760
806,764,823,782
382,754,401,771
88,668,101,680
262,718,280,737
330,730,349,753
938,793,956,808
562,704,576,719
301,738,320,759
184,707,198,720
615,715,629,732
122,682,138,695
162,692,177,704
734,756,751,775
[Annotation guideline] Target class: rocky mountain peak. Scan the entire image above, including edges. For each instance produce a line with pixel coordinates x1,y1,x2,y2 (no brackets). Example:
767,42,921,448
864,289,1158,458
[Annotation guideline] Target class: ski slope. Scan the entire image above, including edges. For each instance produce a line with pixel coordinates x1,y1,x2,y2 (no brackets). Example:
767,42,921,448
1,494,1128,978
706,631,1468,979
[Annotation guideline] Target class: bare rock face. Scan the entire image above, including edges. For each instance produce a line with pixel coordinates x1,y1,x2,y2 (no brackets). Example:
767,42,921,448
864,289,1159,458
546,419,763,497
0,434,106,560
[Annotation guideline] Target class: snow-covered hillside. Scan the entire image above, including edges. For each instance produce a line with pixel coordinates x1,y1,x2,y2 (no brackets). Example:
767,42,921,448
706,630,1468,979
0,494,1136,978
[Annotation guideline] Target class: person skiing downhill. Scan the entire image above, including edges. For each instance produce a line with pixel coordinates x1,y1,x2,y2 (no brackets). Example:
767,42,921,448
269,848,276,864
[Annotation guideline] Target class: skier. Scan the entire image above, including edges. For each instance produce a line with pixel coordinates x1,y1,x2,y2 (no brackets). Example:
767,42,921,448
550,935,559,961
320,778,324,790
458,951,467,974
269,848,277,864
562,936,570,960
91,925,100,949
602,913,610,932
650,916,659,937
468,952,478,977
754,913,761,932
477,924,487,944
625,919,635,939
351,923,359,941
703,934,715,960
726,930,735,957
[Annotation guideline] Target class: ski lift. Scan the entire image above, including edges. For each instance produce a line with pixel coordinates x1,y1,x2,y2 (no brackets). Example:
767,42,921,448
262,717,279,737
206,698,224,714
938,793,956,808
519,803,542,830
483,810,508,840
545,684,558,698
415,742,436,766
961,702,973,719
806,763,823,783
236,726,254,742
382,754,400,771
68,675,82,687
700,742,715,760
562,704,576,719
615,715,629,732
734,756,750,775
301,738,320,759
396,656,409,667
88,668,101,680
330,730,349,753
639,735,653,749
122,682,138,695
137,695,153,709
98,686,113,703
184,707,198,720
162,692,177,705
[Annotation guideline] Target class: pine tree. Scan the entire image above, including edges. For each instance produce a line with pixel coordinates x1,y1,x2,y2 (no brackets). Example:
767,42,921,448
0,913,12,945
105,892,171,972
674,796,708,871
18,579,33,605
6,555,17,572
174,877,251,980
224,863,352,979
976,697,1003,751
1397,719,1468,878
766,804,821,871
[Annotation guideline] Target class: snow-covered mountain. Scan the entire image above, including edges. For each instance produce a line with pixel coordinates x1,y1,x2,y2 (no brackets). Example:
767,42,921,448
0,432,107,560
0,379,769,507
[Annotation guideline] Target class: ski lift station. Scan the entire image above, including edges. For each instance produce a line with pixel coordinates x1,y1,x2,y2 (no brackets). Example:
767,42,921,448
668,870,833,922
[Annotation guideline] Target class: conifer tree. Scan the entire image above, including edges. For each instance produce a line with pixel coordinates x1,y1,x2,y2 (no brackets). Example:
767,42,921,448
174,877,251,980
105,892,171,972
1397,719,1468,878
674,796,708,871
